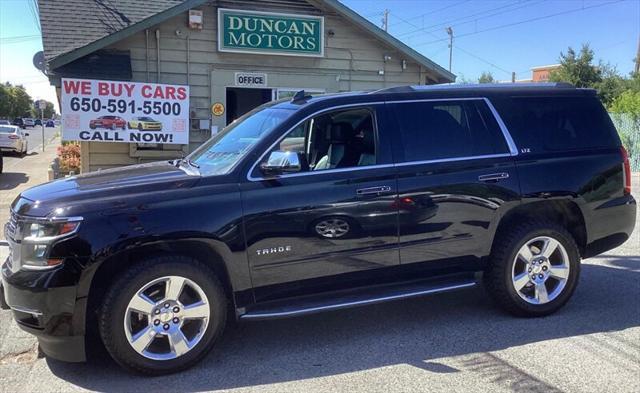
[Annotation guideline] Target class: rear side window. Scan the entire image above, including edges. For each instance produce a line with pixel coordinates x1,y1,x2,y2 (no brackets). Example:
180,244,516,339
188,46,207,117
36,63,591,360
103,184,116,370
494,96,619,152
390,100,509,162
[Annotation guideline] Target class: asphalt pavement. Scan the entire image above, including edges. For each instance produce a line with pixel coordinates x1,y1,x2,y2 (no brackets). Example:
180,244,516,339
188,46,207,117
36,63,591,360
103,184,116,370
0,172,638,393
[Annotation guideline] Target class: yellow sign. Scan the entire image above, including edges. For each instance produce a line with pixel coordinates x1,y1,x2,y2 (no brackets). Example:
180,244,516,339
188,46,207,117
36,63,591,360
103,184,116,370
211,102,225,116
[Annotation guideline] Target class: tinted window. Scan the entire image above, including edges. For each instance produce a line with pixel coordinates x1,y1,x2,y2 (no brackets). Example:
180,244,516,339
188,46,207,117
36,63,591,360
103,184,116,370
494,96,619,152
391,100,509,162
269,107,377,173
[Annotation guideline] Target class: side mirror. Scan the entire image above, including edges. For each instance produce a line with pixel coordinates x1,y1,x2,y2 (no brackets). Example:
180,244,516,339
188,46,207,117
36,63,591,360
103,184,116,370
260,151,303,175
25,133,30,136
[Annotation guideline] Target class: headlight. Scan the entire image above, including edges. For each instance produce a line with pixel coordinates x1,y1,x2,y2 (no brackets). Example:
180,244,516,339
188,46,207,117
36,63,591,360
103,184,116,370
16,217,82,270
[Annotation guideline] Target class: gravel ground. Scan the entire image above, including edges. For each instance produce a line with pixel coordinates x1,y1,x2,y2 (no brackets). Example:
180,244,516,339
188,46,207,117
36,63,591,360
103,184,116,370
0,176,638,393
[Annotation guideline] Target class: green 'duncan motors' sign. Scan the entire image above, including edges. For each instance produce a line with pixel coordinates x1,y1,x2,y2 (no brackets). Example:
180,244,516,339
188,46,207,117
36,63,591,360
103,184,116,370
218,9,324,57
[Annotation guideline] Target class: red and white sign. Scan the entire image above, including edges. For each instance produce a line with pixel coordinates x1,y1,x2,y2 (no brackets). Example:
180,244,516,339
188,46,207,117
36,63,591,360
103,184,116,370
61,78,189,144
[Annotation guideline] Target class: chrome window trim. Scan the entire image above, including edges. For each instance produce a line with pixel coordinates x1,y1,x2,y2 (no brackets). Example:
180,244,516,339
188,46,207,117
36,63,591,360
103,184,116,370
246,97,519,182
482,97,519,156
247,102,386,181
393,153,513,168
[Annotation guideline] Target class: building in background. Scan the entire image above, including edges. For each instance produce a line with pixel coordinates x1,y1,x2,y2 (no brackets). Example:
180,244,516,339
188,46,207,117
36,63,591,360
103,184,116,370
530,64,561,82
37,0,454,173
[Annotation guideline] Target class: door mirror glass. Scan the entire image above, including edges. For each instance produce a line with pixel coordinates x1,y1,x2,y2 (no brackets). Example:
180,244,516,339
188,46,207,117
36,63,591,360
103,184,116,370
260,151,302,175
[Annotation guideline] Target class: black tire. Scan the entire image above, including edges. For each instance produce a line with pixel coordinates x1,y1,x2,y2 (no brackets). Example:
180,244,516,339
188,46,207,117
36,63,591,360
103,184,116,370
99,255,227,375
484,220,580,317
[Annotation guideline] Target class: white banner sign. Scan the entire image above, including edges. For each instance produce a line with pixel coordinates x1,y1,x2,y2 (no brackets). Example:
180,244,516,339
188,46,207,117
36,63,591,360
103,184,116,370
235,72,267,88
61,78,189,144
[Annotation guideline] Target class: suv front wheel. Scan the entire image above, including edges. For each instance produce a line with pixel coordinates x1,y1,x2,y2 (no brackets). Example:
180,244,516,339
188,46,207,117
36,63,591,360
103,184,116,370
99,256,227,375
485,221,580,317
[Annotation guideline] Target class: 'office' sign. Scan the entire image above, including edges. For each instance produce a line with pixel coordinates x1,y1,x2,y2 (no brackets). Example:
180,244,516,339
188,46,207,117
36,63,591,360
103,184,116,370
218,9,324,57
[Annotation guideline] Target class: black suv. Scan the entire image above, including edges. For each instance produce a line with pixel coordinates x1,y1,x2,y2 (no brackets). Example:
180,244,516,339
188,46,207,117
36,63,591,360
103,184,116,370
1,84,636,375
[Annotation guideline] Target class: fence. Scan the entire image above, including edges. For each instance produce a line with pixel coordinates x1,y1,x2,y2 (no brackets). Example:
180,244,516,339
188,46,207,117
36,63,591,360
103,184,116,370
609,113,640,172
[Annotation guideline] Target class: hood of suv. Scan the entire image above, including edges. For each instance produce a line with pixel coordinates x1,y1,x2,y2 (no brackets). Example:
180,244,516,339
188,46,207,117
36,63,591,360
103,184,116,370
19,161,199,210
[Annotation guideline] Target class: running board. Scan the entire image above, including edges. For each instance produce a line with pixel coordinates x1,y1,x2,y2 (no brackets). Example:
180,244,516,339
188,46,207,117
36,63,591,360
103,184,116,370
239,275,477,320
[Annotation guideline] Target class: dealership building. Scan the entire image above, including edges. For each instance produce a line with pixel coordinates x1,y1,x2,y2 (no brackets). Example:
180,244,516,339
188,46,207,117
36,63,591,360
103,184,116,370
38,0,454,173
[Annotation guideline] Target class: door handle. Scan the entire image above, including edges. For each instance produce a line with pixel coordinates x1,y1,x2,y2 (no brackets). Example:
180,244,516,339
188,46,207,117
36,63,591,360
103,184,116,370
478,173,509,182
357,186,392,196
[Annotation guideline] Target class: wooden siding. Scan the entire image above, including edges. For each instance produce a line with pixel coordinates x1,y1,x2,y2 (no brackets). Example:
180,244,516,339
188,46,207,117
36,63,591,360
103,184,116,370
85,0,442,172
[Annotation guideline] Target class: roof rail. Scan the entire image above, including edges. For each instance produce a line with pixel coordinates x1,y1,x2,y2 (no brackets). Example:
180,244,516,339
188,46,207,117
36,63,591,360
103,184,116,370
371,82,575,94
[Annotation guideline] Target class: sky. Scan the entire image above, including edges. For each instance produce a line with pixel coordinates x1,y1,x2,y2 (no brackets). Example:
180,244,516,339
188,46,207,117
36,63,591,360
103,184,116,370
0,0,638,113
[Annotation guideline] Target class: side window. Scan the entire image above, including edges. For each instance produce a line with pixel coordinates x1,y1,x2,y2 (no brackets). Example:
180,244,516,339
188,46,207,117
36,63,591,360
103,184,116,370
493,96,619,152
391,100,509,162
268,107,377,173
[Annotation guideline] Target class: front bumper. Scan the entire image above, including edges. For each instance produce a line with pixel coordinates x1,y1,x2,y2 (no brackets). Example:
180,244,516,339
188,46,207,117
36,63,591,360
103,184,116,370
1,260,86,362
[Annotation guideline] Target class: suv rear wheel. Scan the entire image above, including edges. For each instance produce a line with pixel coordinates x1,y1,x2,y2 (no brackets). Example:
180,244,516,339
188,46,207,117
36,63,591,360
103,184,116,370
99,256,227,375
485,221,580,317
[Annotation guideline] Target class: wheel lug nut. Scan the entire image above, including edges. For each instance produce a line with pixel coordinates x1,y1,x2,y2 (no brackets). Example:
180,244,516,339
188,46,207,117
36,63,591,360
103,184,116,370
542,266,548,271
173,317,179,323
538,274,544,279
528,268,532,272
154,309,160,315
153,319,160,326
164,303,170,308
163,323,170,330
173,307,180,313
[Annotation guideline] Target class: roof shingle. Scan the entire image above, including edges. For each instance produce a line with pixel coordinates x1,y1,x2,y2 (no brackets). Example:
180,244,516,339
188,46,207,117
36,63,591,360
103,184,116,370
38,0,183,61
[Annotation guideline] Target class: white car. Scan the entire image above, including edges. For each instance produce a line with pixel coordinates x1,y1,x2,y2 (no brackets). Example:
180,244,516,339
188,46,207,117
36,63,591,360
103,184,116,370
23,118,35,128
0,125,29,155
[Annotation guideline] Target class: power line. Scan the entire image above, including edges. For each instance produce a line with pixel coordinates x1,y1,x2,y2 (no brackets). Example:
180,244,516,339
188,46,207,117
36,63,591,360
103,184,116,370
412,0,626,47
389,1,472,28
401,0,547,41
27,0,41,33
389,8,513,77
396,0,533,38
455,45,512,75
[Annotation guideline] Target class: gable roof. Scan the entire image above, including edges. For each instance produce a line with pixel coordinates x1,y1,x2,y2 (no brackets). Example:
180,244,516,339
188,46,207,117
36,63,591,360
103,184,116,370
39,0,455,82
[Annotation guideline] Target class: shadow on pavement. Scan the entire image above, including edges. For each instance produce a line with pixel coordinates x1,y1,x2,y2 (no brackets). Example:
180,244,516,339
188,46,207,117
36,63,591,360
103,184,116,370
46,261,640,392
0,172,29,190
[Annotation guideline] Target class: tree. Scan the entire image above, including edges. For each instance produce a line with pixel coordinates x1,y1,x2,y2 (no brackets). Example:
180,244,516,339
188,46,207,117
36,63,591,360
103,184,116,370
11,85,33,118
478,71,495,84
0,82,33,119
549,44,602,88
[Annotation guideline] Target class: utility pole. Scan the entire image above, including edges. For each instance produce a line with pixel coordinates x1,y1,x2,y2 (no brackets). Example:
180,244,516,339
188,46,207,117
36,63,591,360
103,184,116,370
382,9,389,32
512,72,516,83
446,27,453,73
635,33,640,74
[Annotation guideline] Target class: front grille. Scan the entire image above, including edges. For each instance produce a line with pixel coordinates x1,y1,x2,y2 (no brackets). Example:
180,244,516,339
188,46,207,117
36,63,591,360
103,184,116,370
5,210,17,242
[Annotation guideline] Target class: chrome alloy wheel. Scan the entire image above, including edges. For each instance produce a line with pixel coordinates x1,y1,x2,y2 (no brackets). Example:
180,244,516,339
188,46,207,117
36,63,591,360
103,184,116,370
315,218,350,238
124,276,210,361
511,236,570,305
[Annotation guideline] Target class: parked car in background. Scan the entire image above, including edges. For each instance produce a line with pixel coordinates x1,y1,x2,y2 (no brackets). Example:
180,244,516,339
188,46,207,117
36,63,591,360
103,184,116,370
54,119,61,126
1,84,635,375
12,118,24,129
34,119,42,126
22,118,35,128
128,116,163,131
0,125,29,155
0,120,10,126
45,120,55,127
89,115,127,130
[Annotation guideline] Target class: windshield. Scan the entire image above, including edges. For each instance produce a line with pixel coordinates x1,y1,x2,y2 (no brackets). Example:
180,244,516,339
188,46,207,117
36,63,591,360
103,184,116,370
188,107,293,176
